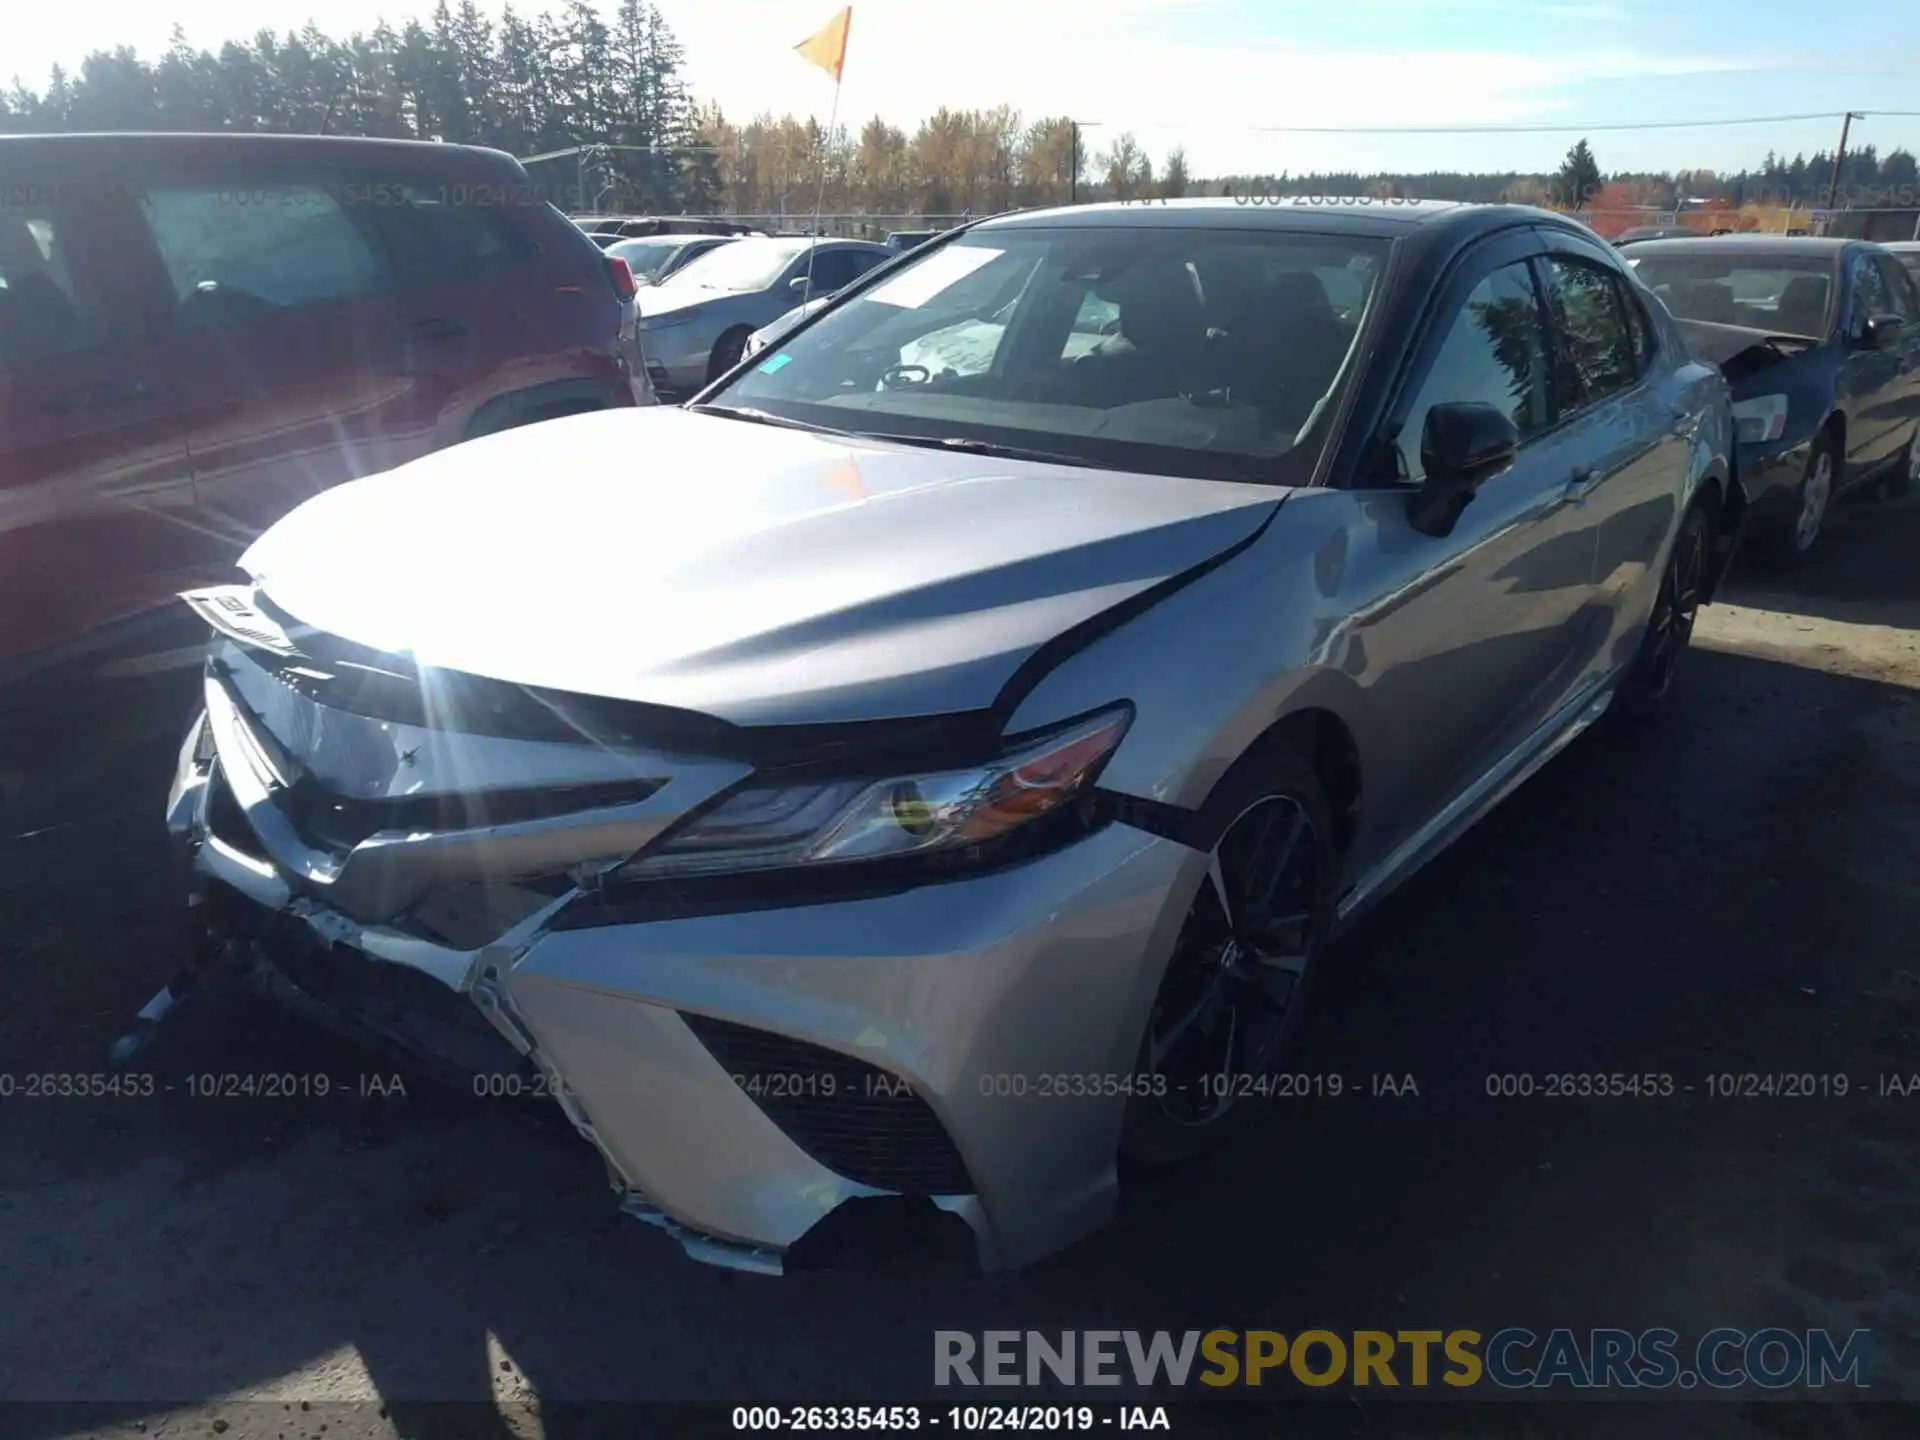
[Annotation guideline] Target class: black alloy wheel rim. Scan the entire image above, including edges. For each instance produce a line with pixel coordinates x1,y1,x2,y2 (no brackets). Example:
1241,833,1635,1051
1149,794,1320,1126
1642,514,1708,703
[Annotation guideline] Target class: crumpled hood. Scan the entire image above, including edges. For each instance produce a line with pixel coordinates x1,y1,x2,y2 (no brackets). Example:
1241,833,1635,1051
241,406,1284,727
1676,317,1822,380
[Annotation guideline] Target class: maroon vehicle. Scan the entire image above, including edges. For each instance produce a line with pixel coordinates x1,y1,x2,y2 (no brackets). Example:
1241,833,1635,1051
0,132,651,673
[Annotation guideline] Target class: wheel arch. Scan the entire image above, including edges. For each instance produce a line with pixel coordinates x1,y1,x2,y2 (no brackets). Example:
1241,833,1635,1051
463,378,620,441
1234,708,1363,859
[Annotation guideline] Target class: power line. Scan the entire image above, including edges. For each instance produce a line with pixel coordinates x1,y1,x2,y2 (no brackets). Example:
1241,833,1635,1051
1244,110,1855,136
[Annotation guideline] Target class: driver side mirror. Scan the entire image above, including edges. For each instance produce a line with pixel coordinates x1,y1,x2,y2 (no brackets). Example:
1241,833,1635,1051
789,275,811,298
1860,312,1904,351
1406,401,1521,538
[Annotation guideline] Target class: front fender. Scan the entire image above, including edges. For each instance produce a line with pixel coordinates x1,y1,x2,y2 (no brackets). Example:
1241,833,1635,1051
1002,490,1379,829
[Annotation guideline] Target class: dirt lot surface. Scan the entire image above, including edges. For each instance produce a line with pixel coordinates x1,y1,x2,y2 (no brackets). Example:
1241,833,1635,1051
3,491,1919,1440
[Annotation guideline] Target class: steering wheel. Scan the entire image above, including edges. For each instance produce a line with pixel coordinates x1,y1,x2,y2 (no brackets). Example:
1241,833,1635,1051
879,364,932,390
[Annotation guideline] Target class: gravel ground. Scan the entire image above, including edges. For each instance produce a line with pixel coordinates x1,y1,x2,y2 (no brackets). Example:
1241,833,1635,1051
2,490,1918,1440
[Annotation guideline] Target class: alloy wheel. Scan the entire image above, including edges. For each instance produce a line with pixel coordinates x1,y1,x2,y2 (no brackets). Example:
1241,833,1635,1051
1147,794,1321,1127
1637,509,1709,705
1795,451,1833,552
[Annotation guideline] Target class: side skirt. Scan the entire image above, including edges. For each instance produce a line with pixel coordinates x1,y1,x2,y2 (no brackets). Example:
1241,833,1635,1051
1332,666,1626,933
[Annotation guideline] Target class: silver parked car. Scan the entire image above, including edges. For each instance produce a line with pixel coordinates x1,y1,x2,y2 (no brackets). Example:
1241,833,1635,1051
634,236,891,396
165,200,1739,1276
604,233,741,287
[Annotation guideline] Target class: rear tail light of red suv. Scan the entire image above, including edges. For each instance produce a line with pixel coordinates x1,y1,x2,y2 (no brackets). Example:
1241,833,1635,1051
606,256,638,301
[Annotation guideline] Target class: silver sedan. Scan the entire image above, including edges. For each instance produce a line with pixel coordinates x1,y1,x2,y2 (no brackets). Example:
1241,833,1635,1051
635,236,891,397
165,199,1739,1276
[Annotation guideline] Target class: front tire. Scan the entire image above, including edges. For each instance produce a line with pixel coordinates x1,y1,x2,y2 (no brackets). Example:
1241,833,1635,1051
1119,743,1337,1169
707,328,751,384
1754,434,1836,569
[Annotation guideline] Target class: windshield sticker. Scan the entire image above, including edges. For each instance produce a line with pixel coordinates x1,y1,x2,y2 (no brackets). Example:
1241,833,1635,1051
865,245,1004,308
759,353,793,373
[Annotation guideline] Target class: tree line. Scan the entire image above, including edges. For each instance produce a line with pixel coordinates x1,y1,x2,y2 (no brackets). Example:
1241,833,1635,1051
4,15,1918,221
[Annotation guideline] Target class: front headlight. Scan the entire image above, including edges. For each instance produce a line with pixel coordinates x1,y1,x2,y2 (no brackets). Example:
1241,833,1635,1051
1731,393,1789,445
639,312,699,332
612,706,1131,882
744,330,769,356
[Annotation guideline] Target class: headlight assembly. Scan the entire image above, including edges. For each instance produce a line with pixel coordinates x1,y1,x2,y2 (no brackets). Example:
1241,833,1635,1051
639,312,699,332
609,706,1131,883
1731,393,1789,445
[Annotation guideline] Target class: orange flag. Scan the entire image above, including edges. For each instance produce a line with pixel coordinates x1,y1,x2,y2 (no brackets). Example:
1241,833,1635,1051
794,7,852,82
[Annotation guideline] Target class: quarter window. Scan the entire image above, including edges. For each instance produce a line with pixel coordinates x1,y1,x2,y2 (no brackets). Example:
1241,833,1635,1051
1394,260,1550,484
1543,256,1639,409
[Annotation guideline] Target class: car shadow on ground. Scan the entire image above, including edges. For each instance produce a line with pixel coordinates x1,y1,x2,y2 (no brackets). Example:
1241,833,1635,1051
1721,484,1920,627
3,583,1919,1437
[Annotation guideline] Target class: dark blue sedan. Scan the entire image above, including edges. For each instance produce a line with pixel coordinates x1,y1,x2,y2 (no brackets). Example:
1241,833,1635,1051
1627,236,1920,565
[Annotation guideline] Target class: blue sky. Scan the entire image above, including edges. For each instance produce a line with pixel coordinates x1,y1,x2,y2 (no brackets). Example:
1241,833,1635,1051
13,0,1919,181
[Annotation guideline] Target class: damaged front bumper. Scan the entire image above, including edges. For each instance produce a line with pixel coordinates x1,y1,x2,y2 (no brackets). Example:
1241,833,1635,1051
164,636,1202,1275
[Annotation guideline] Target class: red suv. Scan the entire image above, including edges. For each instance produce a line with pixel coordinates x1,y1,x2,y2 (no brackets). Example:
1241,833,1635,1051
1,132,650,673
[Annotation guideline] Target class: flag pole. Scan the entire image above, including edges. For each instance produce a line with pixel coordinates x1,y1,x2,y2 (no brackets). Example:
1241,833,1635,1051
805,73,842,298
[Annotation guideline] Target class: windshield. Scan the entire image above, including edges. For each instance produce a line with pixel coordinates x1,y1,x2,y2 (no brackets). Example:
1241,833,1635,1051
606,238,688,277
709,226,1388,484
666,237,809,292
1628,252,1836,337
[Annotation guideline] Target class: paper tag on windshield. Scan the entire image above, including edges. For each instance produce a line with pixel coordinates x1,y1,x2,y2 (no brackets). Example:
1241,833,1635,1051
864,245,1003,309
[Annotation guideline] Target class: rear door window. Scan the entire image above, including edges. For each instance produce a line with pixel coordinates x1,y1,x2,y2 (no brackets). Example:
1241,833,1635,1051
137,182,391,327
802,248,865,293
1541,255,1640,411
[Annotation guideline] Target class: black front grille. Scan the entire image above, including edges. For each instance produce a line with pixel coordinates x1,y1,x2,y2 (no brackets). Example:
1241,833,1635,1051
273,775,663,854
681,1014,973,1196
200,879,533,1083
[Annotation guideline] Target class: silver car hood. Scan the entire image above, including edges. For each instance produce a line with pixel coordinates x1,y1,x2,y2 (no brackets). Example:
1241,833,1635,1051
239,406,1283,727
636,283,746,319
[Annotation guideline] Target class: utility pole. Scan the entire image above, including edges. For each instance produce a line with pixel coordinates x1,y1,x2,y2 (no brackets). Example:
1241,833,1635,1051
1823,111,1861,216
1069,120,1099,205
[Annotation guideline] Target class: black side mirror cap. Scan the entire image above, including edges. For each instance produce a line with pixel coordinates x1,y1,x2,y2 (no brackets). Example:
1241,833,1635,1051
1406,401,1521,537
1862,313,1905,350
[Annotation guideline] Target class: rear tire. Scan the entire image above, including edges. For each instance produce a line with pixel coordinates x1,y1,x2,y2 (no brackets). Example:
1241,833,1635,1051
1119,742,1337,1170
708,328,751,384
1617,496,1714,721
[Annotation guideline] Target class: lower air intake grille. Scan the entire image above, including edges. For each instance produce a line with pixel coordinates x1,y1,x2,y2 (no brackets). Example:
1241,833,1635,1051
680,1014,973,1196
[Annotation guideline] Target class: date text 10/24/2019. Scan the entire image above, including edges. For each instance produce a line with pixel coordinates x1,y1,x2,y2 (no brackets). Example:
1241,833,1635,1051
730,1405,1171,1431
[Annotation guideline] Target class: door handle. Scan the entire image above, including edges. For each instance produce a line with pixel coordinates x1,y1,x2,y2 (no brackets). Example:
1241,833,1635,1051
405,317,468,342
1563,467,1600,505
41,379,153,416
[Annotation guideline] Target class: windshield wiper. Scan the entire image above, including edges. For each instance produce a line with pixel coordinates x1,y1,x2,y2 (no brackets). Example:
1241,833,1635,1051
861,432,1108,469
689,404,853,436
